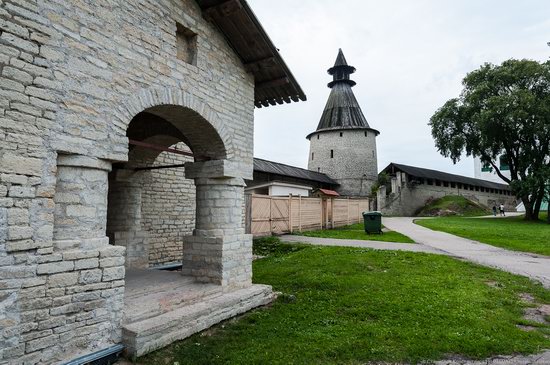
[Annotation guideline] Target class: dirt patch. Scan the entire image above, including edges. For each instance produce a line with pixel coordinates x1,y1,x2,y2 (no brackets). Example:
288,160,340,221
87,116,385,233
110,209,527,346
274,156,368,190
516,293,550,333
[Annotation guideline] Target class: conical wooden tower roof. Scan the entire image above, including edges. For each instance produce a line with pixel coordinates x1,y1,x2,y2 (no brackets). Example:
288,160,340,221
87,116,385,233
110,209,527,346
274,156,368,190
307,49,379,139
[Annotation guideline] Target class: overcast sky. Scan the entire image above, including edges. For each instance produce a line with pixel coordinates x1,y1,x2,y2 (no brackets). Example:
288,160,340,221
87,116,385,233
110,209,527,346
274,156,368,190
248,0,550,177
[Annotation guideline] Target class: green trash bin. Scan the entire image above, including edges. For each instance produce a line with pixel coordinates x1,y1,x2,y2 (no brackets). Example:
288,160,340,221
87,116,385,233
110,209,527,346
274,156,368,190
362,211,382,234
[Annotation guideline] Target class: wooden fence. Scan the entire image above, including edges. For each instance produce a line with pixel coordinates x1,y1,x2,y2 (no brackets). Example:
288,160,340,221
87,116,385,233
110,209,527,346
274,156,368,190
245,194,371,236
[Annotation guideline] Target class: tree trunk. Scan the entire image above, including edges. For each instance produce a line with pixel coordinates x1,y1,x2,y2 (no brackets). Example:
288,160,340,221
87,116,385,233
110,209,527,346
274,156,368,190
522,195,536,221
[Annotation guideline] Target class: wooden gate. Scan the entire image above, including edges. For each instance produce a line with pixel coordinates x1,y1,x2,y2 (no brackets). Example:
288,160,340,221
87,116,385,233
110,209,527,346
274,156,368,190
246,194,372,236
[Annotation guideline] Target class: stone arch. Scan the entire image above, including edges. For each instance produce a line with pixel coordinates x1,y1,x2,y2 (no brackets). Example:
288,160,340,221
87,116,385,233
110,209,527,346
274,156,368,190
112,87,234,161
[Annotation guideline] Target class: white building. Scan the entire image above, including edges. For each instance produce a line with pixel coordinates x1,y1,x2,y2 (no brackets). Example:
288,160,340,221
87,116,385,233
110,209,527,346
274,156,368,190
473,155,511,184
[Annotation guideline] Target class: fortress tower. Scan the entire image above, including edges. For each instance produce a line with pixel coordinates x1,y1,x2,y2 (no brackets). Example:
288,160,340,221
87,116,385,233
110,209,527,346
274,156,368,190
307,49,380,196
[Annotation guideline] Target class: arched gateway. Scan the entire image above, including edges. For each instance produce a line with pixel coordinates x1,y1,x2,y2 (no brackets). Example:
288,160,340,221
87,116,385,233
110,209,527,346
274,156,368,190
0,1,305,363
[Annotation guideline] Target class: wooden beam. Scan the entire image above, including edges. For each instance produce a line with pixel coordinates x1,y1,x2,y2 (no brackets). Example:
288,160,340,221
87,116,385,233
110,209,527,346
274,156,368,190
203,0,242,20
244,56,277,73
134,164,186,172
256,77,289,90
128,139,194,157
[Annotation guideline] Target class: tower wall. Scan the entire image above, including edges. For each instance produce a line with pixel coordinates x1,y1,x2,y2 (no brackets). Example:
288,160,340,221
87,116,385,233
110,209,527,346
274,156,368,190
308,129,378,196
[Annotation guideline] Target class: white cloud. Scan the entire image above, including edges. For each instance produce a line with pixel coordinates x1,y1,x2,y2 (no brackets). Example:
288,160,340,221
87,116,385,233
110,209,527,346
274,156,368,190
249,0,550,177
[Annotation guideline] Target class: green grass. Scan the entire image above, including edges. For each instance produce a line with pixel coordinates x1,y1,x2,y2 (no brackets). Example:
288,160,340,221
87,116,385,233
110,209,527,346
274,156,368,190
416,195,490,217
297,222,415,243
416,214,550,256
141,239,550,365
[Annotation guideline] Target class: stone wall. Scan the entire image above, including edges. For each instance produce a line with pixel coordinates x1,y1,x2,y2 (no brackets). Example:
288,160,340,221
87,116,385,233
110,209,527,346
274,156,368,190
308,129,378,196
107,142,195,268
378,171,517,216
141,145,195,267
0,0,254,363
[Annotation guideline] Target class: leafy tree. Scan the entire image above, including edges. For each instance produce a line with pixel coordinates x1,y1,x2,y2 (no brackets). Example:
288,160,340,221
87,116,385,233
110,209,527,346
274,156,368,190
430,59,550,220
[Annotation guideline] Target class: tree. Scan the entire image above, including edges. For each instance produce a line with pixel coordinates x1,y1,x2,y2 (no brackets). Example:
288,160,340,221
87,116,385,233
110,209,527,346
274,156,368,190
429,59,550,221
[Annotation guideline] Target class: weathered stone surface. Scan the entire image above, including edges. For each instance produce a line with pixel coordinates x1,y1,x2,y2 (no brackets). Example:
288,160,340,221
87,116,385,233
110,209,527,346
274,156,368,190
1,0,258,362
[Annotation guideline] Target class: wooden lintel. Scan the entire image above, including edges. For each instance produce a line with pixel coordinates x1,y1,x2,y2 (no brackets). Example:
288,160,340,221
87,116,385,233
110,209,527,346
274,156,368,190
203,0,242,19
128,139,195,158
255,77,289,90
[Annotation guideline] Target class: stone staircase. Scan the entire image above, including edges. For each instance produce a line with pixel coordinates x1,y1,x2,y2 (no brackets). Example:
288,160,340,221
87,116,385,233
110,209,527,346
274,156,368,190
122,269,275,357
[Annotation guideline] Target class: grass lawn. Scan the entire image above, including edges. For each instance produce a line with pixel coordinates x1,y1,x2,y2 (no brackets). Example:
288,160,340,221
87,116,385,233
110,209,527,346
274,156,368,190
141,240,550,365
416,195,490,217
416,213,550,256
298,222,415,243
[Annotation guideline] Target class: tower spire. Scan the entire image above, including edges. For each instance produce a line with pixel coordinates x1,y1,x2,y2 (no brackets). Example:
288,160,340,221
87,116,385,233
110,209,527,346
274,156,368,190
327,48,356,88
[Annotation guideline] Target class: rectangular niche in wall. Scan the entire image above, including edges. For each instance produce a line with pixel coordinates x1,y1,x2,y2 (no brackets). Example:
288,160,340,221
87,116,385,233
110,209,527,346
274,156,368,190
176,22,197,65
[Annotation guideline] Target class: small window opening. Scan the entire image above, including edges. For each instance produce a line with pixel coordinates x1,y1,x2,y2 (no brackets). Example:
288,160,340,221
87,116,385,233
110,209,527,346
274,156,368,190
443,181,449,188
317,134,319,140
317,167,320,172
176,23,197,65
364,131,367,137
330,150,334,158
311,152,314,160
372,151,375,157
339,132,343,137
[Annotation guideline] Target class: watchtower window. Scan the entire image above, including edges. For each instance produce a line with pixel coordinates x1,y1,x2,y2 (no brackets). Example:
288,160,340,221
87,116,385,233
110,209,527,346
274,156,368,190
317,167,320,172
339,132,343,137
311,152,314,160
176,23,197,65
330,150,334,158
317,134,319,140
364,131,367,137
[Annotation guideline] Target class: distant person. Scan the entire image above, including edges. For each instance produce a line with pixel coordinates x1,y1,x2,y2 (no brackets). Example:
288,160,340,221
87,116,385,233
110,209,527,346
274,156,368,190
499,204,505,217
492,205,497,217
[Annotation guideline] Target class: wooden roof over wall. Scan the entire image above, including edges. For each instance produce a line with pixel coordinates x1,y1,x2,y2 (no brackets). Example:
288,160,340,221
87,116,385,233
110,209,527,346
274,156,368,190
196,0,307,107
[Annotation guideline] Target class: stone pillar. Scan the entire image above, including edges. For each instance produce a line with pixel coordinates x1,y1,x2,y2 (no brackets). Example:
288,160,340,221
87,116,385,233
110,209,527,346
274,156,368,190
54,154,112,248
182,160,252,289
106,168,149,268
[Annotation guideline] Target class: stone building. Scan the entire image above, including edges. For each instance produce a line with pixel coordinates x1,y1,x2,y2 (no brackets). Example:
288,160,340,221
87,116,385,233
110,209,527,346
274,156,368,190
378,163,517,216
0,0,306,363
307,49,379,197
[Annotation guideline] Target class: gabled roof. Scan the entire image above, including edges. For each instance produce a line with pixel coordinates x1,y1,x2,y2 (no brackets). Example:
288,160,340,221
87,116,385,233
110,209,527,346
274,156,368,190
196,0,306,108
307,49,378,139
253,158,338,185
314,188,340,197
383,163,511,191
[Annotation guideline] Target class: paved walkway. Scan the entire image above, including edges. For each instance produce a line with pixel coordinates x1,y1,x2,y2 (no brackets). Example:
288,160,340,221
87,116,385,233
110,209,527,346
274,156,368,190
383,217,550,289
280,234,444,254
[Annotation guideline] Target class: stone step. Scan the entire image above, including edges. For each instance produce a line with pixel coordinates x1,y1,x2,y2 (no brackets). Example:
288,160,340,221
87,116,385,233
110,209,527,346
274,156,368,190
123,269,225,324
122,284,276,357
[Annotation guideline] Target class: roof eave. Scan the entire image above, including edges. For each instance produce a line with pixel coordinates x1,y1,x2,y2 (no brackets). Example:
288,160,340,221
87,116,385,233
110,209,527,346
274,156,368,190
196,0,306,108
306,126,380,140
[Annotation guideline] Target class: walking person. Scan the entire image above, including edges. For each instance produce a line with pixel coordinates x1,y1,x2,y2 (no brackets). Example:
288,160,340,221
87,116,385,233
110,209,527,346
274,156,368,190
492,205,497,217
499,203,505,217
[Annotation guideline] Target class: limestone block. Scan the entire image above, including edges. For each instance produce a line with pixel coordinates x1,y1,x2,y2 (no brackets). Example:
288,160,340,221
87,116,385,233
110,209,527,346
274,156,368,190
102,266,124,282
37,260,74,275
48,272,78,288
8,186,36,198
0,153,42,176
79,269,103,284
74,258,99,270
8,225,33,240
8,207,29,225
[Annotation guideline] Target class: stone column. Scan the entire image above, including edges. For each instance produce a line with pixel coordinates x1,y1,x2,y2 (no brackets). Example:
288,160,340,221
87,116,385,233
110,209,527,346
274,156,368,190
53,154,112,249
182,160,252,289
106,168,149,268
